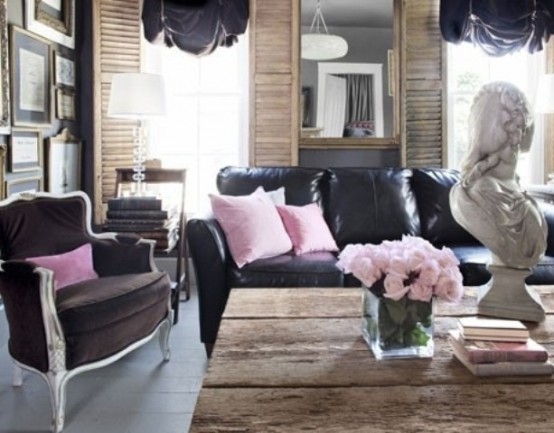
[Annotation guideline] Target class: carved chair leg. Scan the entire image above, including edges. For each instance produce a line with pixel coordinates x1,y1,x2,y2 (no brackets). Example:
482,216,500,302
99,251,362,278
158,316,172,362
12,364,23,387
46,370,70,433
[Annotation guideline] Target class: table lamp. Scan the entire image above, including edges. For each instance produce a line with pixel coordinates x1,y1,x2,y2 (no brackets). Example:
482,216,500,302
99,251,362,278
108,72,167,195
535,73,554,184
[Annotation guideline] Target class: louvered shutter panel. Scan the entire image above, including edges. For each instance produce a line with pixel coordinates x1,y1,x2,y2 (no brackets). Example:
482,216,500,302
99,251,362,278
92,0,141,222
249,0,299,166
545,40,554,182
399,0,446,167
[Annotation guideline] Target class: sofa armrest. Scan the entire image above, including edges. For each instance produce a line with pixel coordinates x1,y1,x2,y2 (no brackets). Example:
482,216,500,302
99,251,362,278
0,260,52,372
91,236,154,276
186,218,231,346
538,201,554,256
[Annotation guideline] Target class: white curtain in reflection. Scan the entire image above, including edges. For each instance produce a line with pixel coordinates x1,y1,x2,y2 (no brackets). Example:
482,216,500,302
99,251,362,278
338,74,374,122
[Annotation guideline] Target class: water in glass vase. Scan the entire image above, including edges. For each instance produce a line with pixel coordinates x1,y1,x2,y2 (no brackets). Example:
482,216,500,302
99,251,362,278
362,286,434,359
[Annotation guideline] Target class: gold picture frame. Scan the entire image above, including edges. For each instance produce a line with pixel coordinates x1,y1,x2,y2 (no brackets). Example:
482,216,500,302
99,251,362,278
46,128,81,194
5,174,43,197
55,88,75,120
8,128,42,172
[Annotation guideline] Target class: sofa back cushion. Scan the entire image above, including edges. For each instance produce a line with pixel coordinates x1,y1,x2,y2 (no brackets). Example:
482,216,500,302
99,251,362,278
411,168,478,246
217,166,326,206
322,168,421,249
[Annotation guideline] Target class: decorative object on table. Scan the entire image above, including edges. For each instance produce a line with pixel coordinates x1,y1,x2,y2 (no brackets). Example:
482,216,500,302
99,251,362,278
104,196,179,252
457,317,529,342
449,81,547,322
448,329,548,364
9,25,52,128
302,0,348,61
8,128,42,172
0,0,10,135
108,73,167,196
448,330,553,377
337,236,464,359
55,87,75,120
45,128,81,194
24,0,75,48
5,174,42,197
53,51,75,88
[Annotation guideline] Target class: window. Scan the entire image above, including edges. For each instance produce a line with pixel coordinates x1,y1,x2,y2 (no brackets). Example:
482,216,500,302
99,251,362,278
145,38,249,215
447,43,545,185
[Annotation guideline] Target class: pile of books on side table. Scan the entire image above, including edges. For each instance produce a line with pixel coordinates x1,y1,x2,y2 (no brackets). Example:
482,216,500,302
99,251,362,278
103,196,179,252
449,317,553,377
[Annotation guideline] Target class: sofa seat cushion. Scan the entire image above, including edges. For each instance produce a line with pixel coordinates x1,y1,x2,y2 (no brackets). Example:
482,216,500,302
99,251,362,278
56,271,170,369
228,252,342,287
449,246,554,286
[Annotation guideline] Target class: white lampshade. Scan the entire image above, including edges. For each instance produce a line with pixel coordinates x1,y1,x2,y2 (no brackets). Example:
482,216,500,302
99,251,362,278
108,73,167,119
535,74,554,114
301,33,348,61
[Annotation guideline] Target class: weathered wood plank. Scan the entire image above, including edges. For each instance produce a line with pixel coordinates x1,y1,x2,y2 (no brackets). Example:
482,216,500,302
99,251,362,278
190,384,554,433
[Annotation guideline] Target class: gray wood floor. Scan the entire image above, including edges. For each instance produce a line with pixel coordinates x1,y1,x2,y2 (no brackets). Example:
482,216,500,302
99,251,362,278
0,288,207,433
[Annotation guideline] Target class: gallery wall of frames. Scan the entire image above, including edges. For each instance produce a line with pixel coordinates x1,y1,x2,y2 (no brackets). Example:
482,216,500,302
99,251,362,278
0,0,82,199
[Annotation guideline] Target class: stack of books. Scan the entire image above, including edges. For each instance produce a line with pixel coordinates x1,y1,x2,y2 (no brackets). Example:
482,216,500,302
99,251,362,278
449,317,553,377
103,197,179,251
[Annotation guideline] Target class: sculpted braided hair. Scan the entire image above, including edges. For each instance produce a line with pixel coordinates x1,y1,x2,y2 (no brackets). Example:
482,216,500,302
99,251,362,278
461,81,533,180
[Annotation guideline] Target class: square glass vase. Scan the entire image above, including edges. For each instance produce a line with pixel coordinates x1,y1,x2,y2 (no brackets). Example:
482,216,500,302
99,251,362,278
361,285,434,360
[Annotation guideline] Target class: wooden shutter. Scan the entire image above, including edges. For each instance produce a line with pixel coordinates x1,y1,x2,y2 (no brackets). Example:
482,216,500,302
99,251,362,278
249,0,298,166
545,40,554,182
92,0,141,222
399,0,446,167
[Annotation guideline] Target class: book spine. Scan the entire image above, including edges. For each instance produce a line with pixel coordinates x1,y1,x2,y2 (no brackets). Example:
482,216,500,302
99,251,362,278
103,225,169,232
469,350,549,364
108,199,162,210
105,219,170,226
474,361,553,377
106,210,168,219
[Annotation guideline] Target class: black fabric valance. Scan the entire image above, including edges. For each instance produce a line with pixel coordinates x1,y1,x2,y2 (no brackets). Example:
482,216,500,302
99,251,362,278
440,0,554,56
142,0,249,56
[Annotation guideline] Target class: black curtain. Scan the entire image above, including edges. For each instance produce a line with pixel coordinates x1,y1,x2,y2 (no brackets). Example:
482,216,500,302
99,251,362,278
440,0,554,56
142,0,249,56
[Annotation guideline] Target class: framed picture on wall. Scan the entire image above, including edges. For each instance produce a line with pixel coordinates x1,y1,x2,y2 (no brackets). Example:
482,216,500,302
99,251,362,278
25,0,75,49
46,128,81,194
0,0,10,134
55,88,75,120
10,26,52,128
5,175,42,197
54,51,74,88
8,128,42,172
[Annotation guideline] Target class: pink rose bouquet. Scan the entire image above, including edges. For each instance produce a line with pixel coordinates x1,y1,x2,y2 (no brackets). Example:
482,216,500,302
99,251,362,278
336,235,464,303
337,236,464,354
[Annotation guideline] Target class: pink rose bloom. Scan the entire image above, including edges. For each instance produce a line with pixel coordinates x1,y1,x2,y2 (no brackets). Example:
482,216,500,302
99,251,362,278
350,257,381,287
407,281,433,302
434,270,464,303
404,248,427,272
371,248,390,273
383,274,410,301
387,255,408,279
418,259,441,286
336,244,365,273
437,247,460,270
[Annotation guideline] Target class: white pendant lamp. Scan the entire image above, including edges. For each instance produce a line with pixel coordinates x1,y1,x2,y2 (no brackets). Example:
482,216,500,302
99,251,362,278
301,0,348,61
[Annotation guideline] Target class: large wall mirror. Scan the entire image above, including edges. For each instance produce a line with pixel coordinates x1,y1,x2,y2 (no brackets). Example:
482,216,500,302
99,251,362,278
300,0,397,148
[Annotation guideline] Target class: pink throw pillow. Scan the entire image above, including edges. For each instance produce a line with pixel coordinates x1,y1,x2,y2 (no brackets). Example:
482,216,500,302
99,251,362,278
276,203,338,255
210,188,292,268
26,243,99,290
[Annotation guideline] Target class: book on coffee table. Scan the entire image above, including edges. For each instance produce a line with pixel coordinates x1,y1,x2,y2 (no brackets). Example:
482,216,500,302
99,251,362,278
449,334,553,377
449,330,548,364
457,317,529,342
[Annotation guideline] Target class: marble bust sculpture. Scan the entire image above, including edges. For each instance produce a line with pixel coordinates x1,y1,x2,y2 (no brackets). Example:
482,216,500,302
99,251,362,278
449,81,547,321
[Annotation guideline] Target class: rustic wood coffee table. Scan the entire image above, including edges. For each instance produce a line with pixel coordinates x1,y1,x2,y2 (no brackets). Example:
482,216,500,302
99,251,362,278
190,288,554,432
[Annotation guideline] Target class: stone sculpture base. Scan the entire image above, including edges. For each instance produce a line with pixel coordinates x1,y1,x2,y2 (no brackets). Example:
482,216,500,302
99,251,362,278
477,265,545,323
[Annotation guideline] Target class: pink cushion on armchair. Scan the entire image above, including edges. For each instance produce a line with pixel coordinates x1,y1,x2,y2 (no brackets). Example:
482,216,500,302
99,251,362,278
276,203,339,255
26,243,99,290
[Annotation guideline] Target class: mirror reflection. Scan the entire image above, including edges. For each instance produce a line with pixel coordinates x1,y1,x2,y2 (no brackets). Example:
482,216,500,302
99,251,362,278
301,0,394,139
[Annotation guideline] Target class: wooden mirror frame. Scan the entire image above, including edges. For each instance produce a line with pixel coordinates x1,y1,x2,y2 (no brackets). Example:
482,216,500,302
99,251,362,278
297,0,401,150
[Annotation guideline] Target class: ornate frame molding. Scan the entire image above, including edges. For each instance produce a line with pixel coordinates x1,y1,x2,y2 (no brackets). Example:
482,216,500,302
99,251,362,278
0,0,10,134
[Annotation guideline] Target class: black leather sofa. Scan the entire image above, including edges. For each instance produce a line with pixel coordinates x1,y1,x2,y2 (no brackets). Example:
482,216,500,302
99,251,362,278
187,166,554,354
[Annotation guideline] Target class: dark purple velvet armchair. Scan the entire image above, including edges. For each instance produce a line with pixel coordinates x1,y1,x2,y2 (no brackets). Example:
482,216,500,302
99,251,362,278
0,191,173,433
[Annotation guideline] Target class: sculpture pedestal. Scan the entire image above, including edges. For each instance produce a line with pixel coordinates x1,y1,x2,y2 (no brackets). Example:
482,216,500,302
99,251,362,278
477,265,545,322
